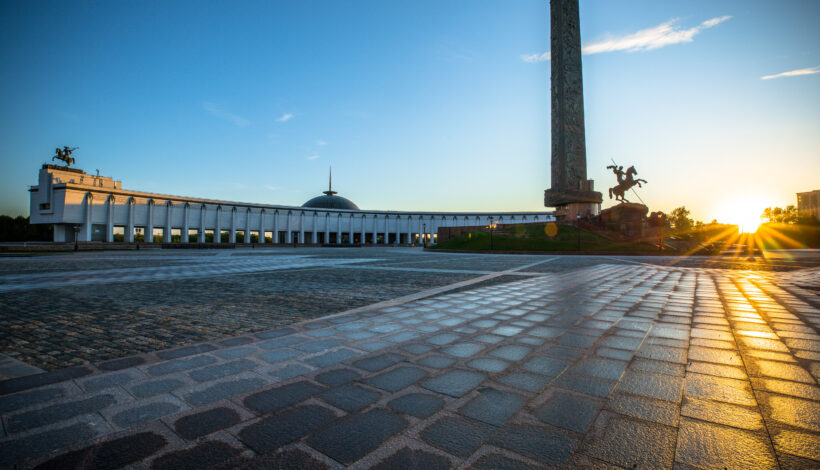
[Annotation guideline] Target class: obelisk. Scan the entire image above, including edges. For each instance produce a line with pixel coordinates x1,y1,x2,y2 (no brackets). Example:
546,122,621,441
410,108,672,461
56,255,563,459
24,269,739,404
543,0,602,219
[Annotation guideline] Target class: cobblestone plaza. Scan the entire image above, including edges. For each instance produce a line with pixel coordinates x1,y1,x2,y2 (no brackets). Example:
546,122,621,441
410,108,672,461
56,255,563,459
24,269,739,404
0,248,819,469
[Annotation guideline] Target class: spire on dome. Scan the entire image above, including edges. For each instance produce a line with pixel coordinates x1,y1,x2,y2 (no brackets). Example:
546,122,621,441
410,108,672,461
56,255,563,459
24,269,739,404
323,166,337,196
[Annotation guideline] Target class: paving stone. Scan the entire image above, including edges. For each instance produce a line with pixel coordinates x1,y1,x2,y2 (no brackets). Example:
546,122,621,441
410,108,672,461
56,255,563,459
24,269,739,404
750,377,820,401
400,343,433,355
459,387,526,426
441,342,484,358
7,393,117,433
306,408,408,464
354,353,406,372
490,424,578,465
420,416,495,457
157,344,217,360
629,357,685,376
467,358,510,373
185,377,266,406
675,417,778,469
747,359,815,383
371,447,452,470
553,373,615,398
0,386,67,414
0,366,94,395
97,356,145,371
315,368,361,387
387,392,444,418
426,333,460,346
570,358,628,382
606,392,679,427
417,355,456,369
581,412,676,469
421,369,486,397
493,326,523,337
365,366,427,392
0,420,106,468
110,400,182,429
521,356,570,377
360,341,392,351
474,334,504,344
596,347,634,361
490,345,532,361
681,396,764,430
259,348,301,364
636,344,687,364
683,373,756,406
258,335,306,349
79,371,141,393
150,440,243,470
131,378,187,398
557,333,598,348
31,431,166,470
255,327,296,339
384,331,420,343
147,355,217,376
295,339,346,353
498,372,553,393
319,384,380,412
471,453,543,470
616,371,684,402
770,426,820,462
755,391,820,432
270,363,311,380
529,327,564,338
238,404,336,454
189,359,258,382
243,380,325,414
174,407,241,440
307,348,360,368
536,390,601,433
218,336,254,347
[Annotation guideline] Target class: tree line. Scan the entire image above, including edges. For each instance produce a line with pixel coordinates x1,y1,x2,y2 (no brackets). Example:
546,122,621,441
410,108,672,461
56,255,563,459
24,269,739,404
0,216,53,242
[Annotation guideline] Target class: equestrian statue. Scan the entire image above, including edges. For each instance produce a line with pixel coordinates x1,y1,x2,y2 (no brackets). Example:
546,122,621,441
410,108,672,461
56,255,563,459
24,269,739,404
606,164,647,203
52,146,78,166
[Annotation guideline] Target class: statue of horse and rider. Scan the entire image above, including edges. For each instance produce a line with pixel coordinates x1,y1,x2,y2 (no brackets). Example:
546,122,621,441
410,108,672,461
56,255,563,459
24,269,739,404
607,164,647,203
52,146,78,166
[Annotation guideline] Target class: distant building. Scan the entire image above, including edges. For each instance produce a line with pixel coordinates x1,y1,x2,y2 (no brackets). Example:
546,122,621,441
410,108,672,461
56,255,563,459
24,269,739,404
797,190,820,221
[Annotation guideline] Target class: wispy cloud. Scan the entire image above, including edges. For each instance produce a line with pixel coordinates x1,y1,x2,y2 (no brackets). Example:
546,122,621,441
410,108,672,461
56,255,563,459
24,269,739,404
203,102,249,127
265,185,278,191
307,155,319,160
761,66,820,80
316,140,328,146
521,15,731,63
276,113,293,122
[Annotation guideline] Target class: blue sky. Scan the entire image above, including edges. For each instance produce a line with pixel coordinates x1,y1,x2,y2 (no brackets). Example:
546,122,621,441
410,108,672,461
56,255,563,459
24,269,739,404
1,0,818,225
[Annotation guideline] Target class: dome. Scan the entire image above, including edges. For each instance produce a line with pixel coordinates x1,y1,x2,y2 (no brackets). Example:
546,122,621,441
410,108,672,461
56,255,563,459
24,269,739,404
302,194,360,210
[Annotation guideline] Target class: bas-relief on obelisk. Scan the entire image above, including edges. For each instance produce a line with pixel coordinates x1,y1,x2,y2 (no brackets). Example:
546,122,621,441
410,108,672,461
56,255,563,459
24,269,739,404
544,0,602,219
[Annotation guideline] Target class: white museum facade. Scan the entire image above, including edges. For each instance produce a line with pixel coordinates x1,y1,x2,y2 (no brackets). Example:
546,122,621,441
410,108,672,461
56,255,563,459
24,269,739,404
30,165,554,245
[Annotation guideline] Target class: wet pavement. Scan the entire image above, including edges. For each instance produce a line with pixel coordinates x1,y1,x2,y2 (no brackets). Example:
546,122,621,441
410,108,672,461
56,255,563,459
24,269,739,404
0,248,818,469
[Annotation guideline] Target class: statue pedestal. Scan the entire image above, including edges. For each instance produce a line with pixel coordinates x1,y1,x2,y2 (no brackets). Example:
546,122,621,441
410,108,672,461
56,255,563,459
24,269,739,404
544,184,603,221
599,203,648,239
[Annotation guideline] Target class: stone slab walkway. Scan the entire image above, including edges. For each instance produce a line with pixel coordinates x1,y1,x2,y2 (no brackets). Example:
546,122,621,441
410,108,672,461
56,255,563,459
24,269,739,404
1,263,819,469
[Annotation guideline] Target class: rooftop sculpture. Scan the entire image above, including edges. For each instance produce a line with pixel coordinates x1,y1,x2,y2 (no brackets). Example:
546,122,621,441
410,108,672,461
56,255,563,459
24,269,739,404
606,164,647,203
52,146,78,167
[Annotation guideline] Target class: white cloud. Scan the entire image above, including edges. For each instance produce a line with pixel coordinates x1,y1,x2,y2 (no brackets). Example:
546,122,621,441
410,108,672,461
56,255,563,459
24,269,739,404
276,113,294,122
521,15,731,62
265,185,278,191
761,66,820,80
203,102,249,127
307,155,319,160
316,140,328,146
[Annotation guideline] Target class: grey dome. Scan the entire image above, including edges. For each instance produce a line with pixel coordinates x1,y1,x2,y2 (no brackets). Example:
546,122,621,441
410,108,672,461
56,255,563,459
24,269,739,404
302,194,360,210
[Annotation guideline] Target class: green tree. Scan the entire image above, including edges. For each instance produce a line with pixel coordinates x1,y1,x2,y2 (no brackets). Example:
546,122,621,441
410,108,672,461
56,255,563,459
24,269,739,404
761,205,799,224
669,207,693,234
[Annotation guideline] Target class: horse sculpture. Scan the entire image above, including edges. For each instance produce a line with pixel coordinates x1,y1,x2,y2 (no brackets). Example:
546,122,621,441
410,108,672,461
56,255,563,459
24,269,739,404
607,164,647,203
52,146,78,166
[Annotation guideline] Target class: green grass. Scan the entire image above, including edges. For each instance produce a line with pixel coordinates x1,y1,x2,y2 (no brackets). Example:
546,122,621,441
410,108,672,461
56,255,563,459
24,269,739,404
431,224,661,252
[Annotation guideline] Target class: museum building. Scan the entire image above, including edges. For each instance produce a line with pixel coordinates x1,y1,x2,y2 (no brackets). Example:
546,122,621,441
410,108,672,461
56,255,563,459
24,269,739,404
29,165,553,244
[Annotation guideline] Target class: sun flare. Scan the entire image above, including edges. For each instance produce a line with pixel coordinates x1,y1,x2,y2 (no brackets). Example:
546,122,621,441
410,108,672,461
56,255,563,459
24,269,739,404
716,198,766,233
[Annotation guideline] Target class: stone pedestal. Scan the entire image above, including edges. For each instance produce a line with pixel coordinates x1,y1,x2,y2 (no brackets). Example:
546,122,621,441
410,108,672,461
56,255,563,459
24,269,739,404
599,203,648,239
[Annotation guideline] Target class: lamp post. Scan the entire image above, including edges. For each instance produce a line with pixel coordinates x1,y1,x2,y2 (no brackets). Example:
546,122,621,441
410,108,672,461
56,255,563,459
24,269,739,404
488,220,498,251
576,215,581,251
73,224,81,251
422,223,427,248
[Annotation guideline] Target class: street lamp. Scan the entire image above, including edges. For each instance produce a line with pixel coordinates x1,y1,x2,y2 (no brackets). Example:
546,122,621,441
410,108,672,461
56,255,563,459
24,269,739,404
488,220,498,251
73,224,81,251
422,223,427,248
576,215,581,251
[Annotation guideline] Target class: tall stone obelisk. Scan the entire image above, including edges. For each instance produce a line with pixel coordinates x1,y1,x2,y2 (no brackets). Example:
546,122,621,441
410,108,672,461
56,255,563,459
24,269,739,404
544,0,602,219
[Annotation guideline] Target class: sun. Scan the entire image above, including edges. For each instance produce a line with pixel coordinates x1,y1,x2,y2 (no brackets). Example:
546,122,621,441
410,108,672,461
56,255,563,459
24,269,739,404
716,198,765,233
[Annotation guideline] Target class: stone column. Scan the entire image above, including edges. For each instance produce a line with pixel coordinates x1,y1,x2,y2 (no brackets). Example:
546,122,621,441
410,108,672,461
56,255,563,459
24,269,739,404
272,211,279,244
324,212,330,243
360,214,366,244
348,215,353,244
336,214,342,244
164,202,173,242
214,206,221,243
259,210,266,244
126,198,135,243
544,0,601,217
182,203,189,243
106,195,114,242
372,215,378,244
83,193,93,241
245,208,251,244
286,211,292,243
146,199,154,243
299,212,305,244
198,205,206,243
